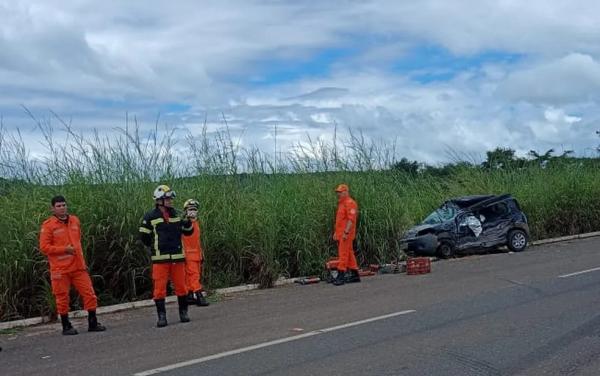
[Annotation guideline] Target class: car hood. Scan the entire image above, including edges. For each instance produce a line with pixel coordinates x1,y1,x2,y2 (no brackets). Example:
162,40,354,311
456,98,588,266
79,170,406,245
403,223,437,239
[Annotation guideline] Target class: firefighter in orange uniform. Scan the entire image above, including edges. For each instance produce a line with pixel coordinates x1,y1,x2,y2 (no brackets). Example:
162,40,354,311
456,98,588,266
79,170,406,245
139,185,194,327
39,195,106,335
332,184,361,285
182,199,209,306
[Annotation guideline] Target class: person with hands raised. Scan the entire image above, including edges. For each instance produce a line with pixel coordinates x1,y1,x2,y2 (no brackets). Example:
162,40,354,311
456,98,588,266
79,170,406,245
182,199,209,307
140,185,194,327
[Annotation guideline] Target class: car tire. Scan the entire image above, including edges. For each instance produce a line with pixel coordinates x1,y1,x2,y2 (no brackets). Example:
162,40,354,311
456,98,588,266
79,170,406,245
507,229,528,252
437,241,455,259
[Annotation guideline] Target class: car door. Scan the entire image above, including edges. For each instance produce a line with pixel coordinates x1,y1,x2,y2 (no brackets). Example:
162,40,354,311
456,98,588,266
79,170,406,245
455,212,483,250
479,201,512,246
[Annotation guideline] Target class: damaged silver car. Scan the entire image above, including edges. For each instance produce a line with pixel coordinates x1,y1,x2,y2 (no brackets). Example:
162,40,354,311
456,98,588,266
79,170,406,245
402,194,530,258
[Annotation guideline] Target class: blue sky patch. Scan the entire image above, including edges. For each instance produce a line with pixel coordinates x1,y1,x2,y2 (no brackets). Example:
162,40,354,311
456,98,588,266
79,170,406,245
393,45,523,83
160,103,191,113
248,46,359,86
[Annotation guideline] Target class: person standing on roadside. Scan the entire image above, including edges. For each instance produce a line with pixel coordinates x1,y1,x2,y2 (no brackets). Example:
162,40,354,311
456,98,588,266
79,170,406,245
39,195,106,335
139,185,194,327
182,199,209,307
332,184,361,286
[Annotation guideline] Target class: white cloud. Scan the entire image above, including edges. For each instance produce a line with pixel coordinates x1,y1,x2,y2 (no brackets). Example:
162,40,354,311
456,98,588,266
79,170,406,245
498,53,600,104
359,0,600,56
544,107,581,124
1,0,600,166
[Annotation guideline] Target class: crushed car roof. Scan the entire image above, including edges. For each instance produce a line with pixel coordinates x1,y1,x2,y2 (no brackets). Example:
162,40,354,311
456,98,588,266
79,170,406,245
448,195,495,208
448,194,512,209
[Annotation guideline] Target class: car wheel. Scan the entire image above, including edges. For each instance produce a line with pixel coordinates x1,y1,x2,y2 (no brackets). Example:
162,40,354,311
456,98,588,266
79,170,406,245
507,229,528,252
437,241,455,259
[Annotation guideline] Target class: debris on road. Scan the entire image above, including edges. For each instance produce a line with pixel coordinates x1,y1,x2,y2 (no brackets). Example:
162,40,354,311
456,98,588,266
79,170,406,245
358,269,376,277
295,276,321,285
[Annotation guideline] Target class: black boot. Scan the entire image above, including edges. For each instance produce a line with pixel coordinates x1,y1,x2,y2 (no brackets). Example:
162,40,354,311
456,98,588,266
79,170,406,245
332,270,346,286
61,314,78,335
345,269,361,283
177,296,190,323
155,299,168,328
87,310,106,332
186,291,196,304
195,290,210,307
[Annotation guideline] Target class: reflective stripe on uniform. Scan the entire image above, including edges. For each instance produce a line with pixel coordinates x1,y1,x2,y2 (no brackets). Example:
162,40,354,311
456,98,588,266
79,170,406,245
151,253,185,261
146,212,187,263
153,226,160,259
150,218,164,226
179,217,192,232
151,254,172,261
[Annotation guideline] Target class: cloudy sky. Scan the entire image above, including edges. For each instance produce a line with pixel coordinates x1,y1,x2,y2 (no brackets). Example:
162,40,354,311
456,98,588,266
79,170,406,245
2,0,600,164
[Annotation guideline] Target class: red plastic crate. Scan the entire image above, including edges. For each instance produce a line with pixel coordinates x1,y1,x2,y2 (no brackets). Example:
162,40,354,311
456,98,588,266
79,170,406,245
406,257,431,275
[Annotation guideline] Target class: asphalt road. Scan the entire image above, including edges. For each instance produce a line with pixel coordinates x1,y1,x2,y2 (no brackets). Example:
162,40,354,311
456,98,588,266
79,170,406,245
1,237,599,375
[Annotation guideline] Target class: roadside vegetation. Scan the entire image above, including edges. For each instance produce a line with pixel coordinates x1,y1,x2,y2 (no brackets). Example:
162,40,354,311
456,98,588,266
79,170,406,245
1,116,599,321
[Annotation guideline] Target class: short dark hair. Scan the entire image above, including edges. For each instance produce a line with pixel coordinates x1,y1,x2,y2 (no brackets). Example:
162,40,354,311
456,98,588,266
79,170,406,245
51,195,67,206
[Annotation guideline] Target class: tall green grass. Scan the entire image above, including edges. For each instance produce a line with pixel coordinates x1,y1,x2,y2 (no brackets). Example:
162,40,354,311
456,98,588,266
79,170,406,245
1,117,599,320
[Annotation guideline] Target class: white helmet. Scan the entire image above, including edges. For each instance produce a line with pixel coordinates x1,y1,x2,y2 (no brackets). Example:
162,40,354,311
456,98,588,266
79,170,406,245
183,199,199,211
153,184,176,200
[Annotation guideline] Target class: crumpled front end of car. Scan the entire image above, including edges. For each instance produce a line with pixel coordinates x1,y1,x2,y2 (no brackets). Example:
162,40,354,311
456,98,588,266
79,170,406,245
403,232,439,256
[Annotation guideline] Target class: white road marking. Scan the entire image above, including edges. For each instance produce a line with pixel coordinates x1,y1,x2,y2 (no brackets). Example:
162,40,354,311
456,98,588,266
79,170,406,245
133,309,416,375
559,267,600,278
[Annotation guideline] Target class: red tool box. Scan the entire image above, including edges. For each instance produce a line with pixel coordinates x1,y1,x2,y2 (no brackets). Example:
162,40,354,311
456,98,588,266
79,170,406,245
406,257,431,275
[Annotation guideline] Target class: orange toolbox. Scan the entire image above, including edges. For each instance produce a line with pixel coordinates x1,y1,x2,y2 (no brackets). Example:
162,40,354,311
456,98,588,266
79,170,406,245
406,257,431,275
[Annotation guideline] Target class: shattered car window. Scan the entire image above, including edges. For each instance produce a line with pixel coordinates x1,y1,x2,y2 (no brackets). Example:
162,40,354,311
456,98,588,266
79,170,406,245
480,202,509,220
423,204,457,224
464,215,483,237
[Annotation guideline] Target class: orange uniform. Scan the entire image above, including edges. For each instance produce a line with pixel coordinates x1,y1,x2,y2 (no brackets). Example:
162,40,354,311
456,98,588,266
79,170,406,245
182,220,204,292
39,215,98,315
152,263,187,299
140,206,193,300
335,195,359,272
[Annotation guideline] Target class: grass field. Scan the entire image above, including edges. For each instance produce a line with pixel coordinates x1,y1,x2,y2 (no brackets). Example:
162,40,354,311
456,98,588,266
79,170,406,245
1,123,599,321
